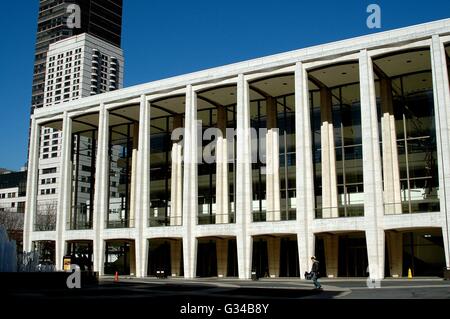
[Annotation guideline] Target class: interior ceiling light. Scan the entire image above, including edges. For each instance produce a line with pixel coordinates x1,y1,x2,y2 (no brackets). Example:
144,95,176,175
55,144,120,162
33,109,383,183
424,234,432,238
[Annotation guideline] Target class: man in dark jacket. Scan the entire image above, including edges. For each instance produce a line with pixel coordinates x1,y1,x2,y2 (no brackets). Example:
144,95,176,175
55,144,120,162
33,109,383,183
310,256,322,290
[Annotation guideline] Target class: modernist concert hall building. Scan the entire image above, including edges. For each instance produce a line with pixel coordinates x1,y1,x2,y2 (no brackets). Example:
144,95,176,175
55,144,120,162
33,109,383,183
24,19,450,279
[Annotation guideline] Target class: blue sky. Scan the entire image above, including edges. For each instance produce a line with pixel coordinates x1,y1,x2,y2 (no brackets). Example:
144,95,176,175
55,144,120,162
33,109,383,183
0,0,449,170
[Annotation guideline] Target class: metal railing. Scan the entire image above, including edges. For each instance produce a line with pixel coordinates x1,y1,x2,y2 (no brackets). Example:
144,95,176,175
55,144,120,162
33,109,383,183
252,210,296,222
148,216,182,227
34,223,56,232
314,205,364,219
105,218,134,229
197,213,236,225
384,198,440,215
67,219,93,230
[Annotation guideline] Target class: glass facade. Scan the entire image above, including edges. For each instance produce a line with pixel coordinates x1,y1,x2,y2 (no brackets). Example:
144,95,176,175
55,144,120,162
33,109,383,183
107,122,136,228
310,64,364,219
375,50,440,214
198,107,218,224
394,75,440,213
251,99,267,221
197,87,237,225
69,129,97,230
332,85,364,217
278,95,296,220
149,115,182,226
250,75,296,222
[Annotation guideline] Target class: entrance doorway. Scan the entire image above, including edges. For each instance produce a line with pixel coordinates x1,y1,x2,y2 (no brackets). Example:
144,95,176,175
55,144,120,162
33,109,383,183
279,237,300,277
66,241,93,271
338,233,368,277
402,229,445,277
147,238,183,277
197,240,217,277
196,237,238,278
104,240,135,275
252,235,299,278
252,238,268,278
315,232,368,278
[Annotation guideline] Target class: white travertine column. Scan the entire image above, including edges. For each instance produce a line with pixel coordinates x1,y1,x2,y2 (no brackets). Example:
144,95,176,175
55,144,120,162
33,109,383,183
171,114,183,226
182,85,198,279
380,78,402,215
134,95,150,277
216,239,228,277
359,49,385,280
236,74,253,279
265,97,281,221
170,240,182,276
386,231,403,277
320,88,339,218
24,118,40,252
129,122,139,227
295,62,316,279
93,104,109,274
267,237,280,277
323,234,338,278
55,112,72,270
431,35,450,269
142,98,151,277
215,106,229,224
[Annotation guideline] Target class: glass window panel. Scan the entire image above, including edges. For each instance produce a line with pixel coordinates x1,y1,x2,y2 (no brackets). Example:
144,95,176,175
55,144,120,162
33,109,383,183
70,129,97,230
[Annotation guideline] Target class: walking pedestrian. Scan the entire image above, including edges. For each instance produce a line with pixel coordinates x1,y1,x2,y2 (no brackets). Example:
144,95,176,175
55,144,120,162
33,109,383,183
310,256,322,290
